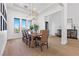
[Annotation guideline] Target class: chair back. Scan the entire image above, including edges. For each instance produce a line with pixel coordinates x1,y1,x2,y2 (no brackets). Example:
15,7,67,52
22,30,25,37
25,30,29,39
40,30,48,43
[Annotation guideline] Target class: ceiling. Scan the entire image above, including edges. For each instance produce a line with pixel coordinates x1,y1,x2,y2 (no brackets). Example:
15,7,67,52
7,3,58,14
7,3,63,20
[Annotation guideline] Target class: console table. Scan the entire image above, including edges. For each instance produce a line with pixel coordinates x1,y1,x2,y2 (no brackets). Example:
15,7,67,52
56,29,77,39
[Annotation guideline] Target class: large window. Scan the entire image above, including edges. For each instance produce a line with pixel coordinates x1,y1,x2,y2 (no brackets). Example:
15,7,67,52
3,19,7,30
14,18,20,33
22,19,26,30
28,20,31,29
0,16,2,31
0,3,7,31
14,18,31,32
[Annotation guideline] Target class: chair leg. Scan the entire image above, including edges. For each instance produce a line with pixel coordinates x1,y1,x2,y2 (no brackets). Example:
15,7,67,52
47,43,48,49
41,44,43,51
29,41,31,48
26,40,28,45
22,37,24,42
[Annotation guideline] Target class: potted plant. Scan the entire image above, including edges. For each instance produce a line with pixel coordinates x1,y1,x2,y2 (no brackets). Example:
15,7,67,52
30,25,34,31
33,24,39,33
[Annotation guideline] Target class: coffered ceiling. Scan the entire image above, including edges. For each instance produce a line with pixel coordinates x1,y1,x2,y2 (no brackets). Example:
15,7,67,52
7,3,63,16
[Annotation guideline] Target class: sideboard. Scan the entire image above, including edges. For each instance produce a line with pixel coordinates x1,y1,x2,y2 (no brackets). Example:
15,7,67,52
56,29,77,39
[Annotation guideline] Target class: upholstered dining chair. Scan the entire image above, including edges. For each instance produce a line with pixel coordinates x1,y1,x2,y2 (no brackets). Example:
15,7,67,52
25,30,29,45
22,30,32,47
30,34,36,48
39,30,49,51
27,29,33,48
22,30,27,43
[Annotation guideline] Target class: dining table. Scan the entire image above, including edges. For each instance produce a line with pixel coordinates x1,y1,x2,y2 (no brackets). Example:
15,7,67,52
30,33,42,48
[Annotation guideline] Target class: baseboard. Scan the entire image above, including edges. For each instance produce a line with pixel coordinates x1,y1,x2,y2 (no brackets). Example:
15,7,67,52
49,35,56,37
8,37,22,40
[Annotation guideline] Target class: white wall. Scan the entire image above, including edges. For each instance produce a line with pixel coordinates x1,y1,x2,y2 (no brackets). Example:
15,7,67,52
68,3,79,26
37,16,45,31
7,8,28,40
49,11,62,36
68,3,79,39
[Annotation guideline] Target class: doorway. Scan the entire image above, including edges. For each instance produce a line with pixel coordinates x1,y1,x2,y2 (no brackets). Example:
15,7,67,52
45,21,48,30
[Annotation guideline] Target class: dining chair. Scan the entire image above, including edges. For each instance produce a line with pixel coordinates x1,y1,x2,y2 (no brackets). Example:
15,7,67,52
30,34,36,48
39,30,49,51
25,30,29,45
26,29,33,48
22,30,27,43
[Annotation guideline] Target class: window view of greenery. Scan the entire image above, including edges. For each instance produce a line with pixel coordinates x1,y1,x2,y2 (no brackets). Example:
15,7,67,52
22,19,26,30
14,18,20,33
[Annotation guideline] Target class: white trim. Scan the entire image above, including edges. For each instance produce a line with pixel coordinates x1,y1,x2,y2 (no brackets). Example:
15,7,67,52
8,37,22,40
0,31,7,56
0,38,7,56
0,11,7,24
4,4,7,14
0,12,1,16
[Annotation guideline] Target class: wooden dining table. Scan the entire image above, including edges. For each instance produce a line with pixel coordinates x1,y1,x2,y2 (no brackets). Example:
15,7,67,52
30,33,42,48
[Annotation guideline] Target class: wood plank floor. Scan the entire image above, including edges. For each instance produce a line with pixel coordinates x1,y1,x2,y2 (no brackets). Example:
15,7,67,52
3,36,79,56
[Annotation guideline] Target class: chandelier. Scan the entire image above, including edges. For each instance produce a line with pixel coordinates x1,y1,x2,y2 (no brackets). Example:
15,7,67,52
27,3,38,20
